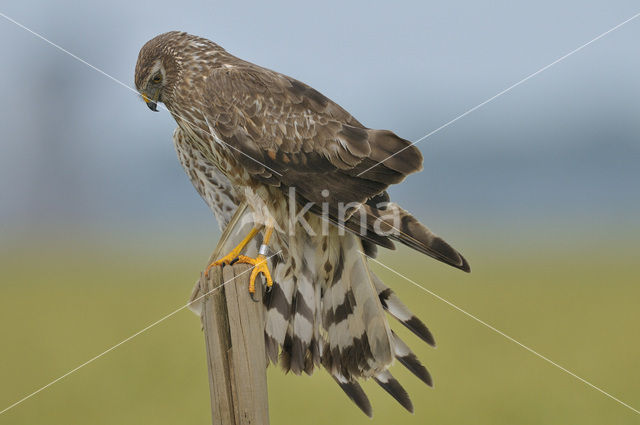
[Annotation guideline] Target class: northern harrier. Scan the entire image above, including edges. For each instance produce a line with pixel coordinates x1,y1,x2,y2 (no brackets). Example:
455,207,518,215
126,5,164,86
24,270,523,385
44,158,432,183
135,31,469,416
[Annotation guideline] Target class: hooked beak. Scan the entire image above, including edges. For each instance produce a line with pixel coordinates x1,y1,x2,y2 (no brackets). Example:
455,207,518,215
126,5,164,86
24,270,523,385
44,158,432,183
142,93,158,112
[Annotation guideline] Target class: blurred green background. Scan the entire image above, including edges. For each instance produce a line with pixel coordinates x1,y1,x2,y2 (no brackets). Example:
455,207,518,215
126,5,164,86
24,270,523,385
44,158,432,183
1,236,639,424
1,0,640,423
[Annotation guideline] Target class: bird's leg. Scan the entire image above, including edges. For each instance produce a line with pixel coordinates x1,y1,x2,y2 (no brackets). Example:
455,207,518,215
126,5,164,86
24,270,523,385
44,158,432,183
205,226,262,275
232,226,274,302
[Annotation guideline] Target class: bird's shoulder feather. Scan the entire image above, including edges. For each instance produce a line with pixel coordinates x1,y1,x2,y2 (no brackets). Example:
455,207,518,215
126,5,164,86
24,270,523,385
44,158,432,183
201,62,423,212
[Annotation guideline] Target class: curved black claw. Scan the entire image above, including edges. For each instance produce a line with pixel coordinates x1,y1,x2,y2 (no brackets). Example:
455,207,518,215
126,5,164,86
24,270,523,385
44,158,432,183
229,257,240,265
250,291,260,302
265,285,272,294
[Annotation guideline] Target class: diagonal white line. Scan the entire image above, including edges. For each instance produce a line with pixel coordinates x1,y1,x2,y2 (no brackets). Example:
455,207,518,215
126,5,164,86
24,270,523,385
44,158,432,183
0,251,281,416
357,10,640,177
0,11,136,93
0,11,282,177
363,253,640,416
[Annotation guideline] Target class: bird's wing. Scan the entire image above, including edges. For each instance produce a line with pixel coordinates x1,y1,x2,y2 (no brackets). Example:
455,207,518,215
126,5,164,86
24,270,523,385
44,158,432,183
201,65,423,211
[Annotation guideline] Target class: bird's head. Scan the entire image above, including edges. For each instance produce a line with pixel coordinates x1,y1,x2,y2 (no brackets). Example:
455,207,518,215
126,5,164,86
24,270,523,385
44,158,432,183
134,32,185,112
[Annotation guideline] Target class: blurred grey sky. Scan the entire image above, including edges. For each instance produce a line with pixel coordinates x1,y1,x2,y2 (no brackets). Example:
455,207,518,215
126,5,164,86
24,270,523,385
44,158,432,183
1,0,639,247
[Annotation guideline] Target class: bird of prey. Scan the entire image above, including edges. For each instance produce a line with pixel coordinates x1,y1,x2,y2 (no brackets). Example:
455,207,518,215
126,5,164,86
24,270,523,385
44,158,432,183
135,31,470,417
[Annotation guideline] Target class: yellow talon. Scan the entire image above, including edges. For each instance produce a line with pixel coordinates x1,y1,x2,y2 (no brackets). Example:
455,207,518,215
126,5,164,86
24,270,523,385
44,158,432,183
204,225,274,301
234,254,273,300
204,226,261,276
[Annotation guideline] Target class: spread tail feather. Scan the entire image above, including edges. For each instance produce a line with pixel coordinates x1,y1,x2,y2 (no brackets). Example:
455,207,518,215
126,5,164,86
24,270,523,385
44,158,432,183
372,271,436,346
393,331,433,387
333,373,373,417
321,234,395,379
374,370,413,413
264,259,296,364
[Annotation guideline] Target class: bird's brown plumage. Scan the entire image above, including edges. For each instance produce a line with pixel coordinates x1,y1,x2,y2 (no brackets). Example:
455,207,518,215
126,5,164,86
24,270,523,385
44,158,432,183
202,65,424,210
136,31,470,417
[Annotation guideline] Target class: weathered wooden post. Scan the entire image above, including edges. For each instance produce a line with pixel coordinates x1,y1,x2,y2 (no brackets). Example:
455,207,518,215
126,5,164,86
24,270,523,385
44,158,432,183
190,203,270,425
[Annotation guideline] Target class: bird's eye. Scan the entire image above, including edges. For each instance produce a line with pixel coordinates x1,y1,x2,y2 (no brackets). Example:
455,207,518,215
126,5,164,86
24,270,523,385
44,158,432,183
151,74,162,84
